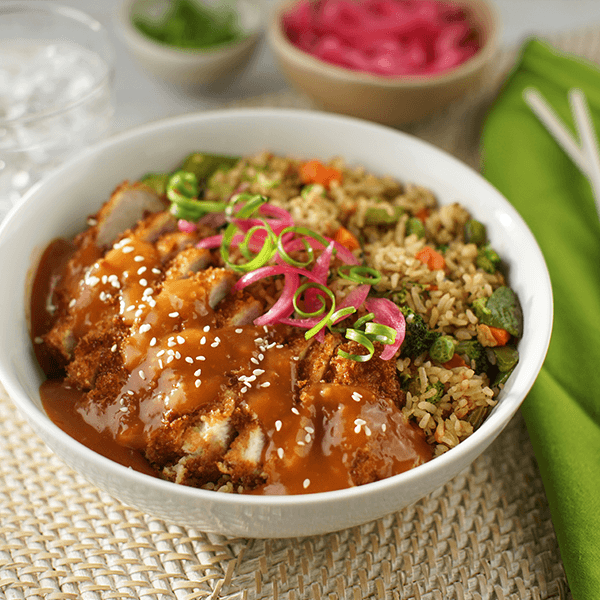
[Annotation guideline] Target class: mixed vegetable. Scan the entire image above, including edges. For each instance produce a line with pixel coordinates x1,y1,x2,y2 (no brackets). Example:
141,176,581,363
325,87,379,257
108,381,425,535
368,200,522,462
140,152,522,387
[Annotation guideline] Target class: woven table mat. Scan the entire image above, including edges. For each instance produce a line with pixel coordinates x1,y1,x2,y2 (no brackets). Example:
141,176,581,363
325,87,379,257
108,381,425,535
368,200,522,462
3,28,599,600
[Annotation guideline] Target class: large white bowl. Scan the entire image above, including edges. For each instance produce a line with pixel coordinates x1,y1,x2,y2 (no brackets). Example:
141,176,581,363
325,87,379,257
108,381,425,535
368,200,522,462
0,109,552,539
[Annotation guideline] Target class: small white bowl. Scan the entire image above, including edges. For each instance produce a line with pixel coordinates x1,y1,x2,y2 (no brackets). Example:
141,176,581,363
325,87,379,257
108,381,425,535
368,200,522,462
116,0,262,86
0,109,552,539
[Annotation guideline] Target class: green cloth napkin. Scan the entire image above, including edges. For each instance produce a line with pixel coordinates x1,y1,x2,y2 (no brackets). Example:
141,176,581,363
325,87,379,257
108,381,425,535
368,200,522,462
481,39,600,600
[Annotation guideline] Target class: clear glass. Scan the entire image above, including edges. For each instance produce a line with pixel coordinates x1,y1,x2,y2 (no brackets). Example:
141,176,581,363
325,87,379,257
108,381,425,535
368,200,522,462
0,2,115,221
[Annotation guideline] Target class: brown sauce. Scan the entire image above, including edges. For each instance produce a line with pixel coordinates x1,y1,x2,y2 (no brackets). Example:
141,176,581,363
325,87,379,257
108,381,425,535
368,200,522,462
33,233,432,495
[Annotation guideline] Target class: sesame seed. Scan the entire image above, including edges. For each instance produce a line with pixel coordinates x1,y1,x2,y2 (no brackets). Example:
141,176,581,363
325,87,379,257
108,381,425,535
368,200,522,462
126,305,136,312
185,357,194,364
169,312,179,318
127,390,134,396
253,369,265,376
382,423,387,432
69,299,76,308
261,382,271,388
241,386,248,393
196,356,206,361
156,350,165,357
177,335,185,344
122,246,134,254
139,278,147,286
305,433,311,443
297,440,305,446
152,268,161,274
291,407,300,415
120,406,128,412
139,370,146,380
305,426,314,434
101,275,108,284
134,255,144,262
194,369,202,377
250,357,259,365
277,448,284,459
364,426,372,437
111,344,117,352
167,349,175,356
139,324,151,334
200,336,206,345
210,341,219,348
137,266,147,275
158,359,163,369
258,353,264,361
303,479,310,489
275,344,284,349
195,379,202,388
167,338,176,347
352,392,362,402
175,351,181,359
203,325,211,332
166,355,174,364
150,337,157,347
99,291,107,301
275,420,282,431
235,328,243,334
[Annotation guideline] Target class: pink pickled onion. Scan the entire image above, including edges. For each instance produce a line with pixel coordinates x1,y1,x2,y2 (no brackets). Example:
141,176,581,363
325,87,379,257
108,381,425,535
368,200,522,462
254,272,299,326
235,264,325,291
177,219,197,233
364,297,406,360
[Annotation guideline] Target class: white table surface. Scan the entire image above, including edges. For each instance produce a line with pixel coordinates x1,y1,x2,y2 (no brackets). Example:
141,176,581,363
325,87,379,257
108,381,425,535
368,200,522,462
58,0,600,135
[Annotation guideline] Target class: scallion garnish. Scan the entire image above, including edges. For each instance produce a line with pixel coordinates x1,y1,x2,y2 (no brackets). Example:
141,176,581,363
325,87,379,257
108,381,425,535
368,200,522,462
337,264,382,285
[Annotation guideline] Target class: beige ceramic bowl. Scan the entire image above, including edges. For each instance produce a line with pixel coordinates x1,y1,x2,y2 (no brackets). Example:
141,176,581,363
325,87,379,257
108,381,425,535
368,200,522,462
117,0,262,86
268,0,500,126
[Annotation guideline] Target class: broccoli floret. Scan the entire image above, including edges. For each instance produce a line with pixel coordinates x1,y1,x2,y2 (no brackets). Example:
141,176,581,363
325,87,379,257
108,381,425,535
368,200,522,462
399,306,441,359
427,381,446,404
456,340,490,374
476,243,502,273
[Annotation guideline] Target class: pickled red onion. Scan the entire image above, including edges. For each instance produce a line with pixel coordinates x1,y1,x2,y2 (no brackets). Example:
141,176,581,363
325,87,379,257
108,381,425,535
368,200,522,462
364,297,406,359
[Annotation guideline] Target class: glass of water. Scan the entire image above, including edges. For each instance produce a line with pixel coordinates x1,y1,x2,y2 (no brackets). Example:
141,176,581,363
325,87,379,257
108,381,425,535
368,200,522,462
0,2,115,221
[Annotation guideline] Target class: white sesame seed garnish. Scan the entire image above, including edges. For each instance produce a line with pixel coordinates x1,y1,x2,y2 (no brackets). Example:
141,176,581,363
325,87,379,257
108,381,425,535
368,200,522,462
177,335,185,344
139,324,151,334
194,369,202,377
166,355,174,364
258,353,264,361
175,351,181,360
152,268,161,274
120,406,127,412
354,418,367,434
101,275,108,284
139,278,148,286
305,433,311,443
185,357,194,364
69,299,76,308
168,312,179,318
200,336,206,345
253,369,265,376
235,328,243,334
203,325,211,332
364,426,372,437
111,344,117,352
134,255,144,262
210,341,219,348
150,337,157,347
137,266,147,275
241,386,248,393
127,390,134,396
167,349,175,356
351,392,363,402
277,448,284,459
122,246,134,254
139,370,146,380
276,344,284,349
158,359,163,369
305,426,314,434
303,479,310,489
261,382,271,388
291,407,300,415
126,305,136,312
167,338,176,347
195,379,202,388
297,440,305,446
250,357,259,365
156,350,165,357
382,423,387,432
196,356,206,361
275,420,282,431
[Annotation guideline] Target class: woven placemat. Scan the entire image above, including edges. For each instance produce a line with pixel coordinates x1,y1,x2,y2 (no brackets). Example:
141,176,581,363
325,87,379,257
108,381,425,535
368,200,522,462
4,29,599,600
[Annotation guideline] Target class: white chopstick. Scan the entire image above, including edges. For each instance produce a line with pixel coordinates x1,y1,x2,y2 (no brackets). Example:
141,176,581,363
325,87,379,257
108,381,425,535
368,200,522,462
523,86,600,223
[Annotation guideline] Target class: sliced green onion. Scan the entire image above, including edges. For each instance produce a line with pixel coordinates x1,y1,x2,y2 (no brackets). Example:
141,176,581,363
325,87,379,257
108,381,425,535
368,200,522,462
167,170,198,203
337,265,382,285
353,312,375,329
169,197,228,221
364,322,397,345
276,227,315,268
293,282,331,319
221,195,276,272
337,329,375,362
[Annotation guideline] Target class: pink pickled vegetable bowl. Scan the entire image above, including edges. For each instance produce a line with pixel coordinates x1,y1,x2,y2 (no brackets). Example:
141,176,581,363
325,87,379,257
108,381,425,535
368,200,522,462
268,0,499,126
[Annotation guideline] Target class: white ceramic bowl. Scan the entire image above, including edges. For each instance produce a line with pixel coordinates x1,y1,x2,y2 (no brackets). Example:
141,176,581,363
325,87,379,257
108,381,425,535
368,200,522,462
116,0,262,86
0,109,552,539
